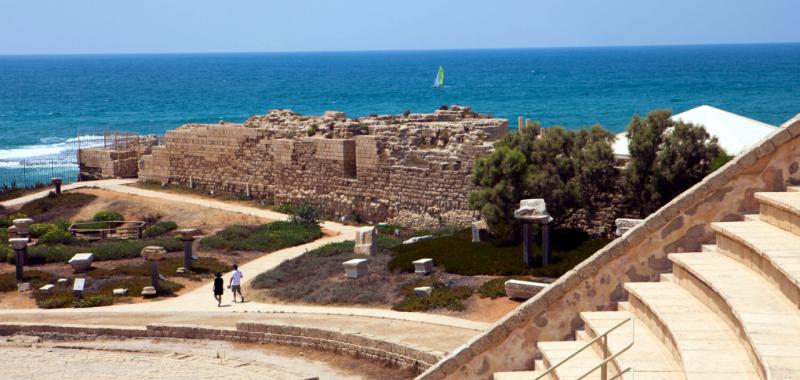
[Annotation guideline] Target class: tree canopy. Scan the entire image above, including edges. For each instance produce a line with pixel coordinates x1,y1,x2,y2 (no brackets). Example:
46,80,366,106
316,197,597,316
624,109,722,216
469,122,618,240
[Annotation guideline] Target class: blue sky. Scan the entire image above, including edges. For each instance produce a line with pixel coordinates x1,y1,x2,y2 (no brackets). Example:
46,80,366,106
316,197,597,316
1,0,798,54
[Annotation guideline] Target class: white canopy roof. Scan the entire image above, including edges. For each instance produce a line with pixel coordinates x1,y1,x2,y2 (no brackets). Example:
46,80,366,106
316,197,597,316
613,105,777,159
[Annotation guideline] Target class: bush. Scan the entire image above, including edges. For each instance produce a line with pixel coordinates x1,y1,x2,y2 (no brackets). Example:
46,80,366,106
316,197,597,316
75,294,113,308
36,289,74,309
31,223,54,238
288,203,321,226
38,229,73,245
98,277,183,297
0,212,28,228
392,278,473,312
0,270,55,292
389,228,610,277
199,221,322,252
93,210,124,222
108,257,230,278
143,221,178,238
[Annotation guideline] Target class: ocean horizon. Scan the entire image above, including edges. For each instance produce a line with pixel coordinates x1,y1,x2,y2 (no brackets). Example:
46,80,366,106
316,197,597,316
1,43,799,186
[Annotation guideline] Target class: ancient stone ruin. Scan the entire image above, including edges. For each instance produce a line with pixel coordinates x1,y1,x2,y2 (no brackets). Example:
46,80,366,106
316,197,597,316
138,106,507,228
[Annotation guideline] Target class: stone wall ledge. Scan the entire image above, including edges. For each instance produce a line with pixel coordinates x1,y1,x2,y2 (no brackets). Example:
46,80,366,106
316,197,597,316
0,321,440,374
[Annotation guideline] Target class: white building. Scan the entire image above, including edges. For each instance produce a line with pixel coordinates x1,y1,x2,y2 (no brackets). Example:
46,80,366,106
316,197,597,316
612,105,777,160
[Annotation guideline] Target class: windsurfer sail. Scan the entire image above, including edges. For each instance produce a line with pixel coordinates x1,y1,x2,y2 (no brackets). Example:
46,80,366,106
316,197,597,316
433,66,444,88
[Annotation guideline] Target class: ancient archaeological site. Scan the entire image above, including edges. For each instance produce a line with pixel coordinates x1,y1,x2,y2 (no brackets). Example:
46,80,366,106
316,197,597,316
4,106,800,380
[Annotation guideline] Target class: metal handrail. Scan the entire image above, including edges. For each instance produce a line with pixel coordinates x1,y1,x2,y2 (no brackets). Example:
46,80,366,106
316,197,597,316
535,317,634,380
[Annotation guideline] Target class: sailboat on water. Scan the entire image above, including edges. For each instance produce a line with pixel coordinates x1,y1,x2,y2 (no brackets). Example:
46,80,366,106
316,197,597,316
433,66,445,88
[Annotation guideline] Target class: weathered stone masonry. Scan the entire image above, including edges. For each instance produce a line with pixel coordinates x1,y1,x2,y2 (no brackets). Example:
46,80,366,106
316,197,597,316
138,107,507,228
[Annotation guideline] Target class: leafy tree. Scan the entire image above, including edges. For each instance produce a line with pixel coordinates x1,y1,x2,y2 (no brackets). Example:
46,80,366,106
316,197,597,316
470,123,618,240
624,110,721,216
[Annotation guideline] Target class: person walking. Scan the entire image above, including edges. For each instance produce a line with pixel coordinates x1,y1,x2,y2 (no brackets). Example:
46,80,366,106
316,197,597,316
229,264,245,303
213,272,224,307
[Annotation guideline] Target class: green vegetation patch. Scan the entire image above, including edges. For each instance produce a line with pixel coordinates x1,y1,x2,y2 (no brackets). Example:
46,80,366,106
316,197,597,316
0,270,56,292
143,221,178,238
6,237,183,265
199,221,322,252
389,228,610,277
392,277,473,312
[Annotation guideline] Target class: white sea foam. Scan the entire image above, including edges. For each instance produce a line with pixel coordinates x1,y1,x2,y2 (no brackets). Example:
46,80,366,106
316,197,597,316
0,135,104,161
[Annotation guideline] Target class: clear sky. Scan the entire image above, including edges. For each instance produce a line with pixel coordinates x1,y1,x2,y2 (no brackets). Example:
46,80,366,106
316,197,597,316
1,0,798,55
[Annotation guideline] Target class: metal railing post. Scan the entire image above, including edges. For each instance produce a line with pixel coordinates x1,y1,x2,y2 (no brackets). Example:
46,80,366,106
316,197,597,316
602,335,608,380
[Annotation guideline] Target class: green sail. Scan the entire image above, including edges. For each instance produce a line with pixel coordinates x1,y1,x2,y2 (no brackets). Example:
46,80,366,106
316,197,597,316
434,65,444,87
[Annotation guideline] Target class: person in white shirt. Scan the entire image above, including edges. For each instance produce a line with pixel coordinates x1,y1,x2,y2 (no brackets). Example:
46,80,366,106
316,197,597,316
229,264,245,303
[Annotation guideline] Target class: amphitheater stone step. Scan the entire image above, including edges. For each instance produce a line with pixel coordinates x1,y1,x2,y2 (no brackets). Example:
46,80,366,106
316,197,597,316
538,340,605,380
580,310,684,380
492,371,544,380
712,220,800,306
754,191,800,235
624,280,758,379
669,251,800,379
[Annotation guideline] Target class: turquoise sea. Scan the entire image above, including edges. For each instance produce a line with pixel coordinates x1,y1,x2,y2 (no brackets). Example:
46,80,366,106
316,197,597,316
0,43,799,185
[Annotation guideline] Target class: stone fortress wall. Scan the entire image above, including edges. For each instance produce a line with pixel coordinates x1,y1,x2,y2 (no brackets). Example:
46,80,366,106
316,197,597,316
138,106,508,228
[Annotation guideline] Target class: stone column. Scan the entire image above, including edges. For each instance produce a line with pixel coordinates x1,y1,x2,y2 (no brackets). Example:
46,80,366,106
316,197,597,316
514,199,554,267
9,238,28,282
141,246,166,291
521,223,533,266
51,177,62,195
176,229,200,270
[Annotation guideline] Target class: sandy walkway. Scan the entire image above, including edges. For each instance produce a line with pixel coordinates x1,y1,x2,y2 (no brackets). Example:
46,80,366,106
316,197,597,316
1,335,413,380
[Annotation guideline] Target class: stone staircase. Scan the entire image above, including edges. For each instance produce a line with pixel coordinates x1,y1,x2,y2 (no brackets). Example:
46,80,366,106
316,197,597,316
494,188,800,380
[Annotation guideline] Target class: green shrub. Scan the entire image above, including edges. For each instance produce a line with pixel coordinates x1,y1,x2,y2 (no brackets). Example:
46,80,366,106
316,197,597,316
0,212,28,228
109,257,230,278
93,210,124,222
36,289,74,309
38,229,73,245
31,223,54,238
143,221,178,238
389,228,610,277
200,221,321,252
288,203,322,226
0,270,56,292
392,279,473,312
75,294,113,308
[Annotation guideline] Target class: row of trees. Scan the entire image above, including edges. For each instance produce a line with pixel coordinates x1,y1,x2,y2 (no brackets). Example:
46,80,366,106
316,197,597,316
469,109,726,240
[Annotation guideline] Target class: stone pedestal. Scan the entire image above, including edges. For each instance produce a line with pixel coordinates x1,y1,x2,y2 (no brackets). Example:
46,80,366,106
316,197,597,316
73,278,86,298
141,286,157,298
514,199,554,267
176,229,200,270
141,246,167,292
354,227,377,256
412,258,434,275
414,286,433,297
9,238,28,281
39,284,55,292
12,218,33,241
113,288,128,296
51,177,62,195
68,253,94,273
504,279,548,300
343,258,368,279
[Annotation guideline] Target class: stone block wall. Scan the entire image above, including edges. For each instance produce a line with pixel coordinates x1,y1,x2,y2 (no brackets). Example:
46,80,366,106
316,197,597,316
138,106,507,228
78,148,139,180
0,321,442,373
416,113,800,380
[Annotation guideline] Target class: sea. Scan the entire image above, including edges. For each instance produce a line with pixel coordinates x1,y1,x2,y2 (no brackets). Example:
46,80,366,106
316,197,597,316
1,43,799,187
